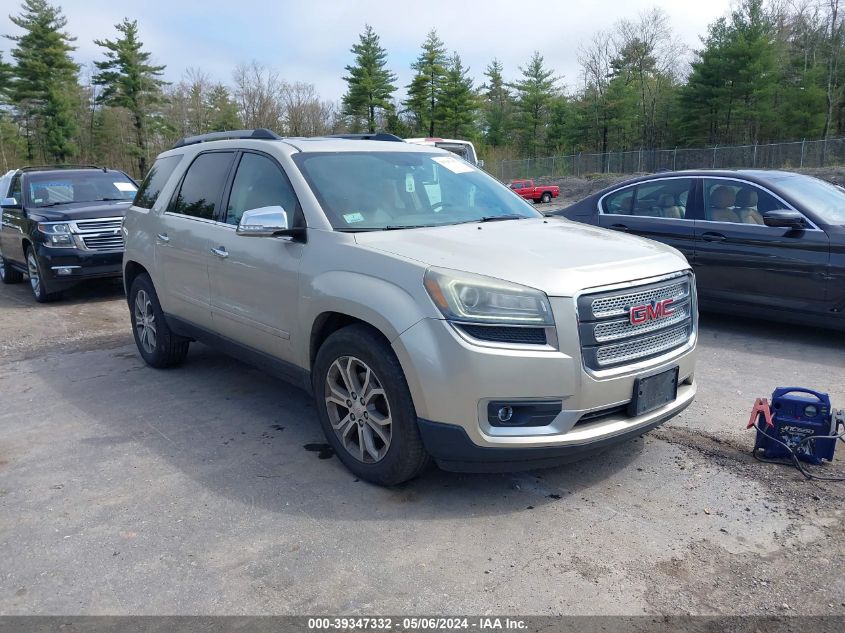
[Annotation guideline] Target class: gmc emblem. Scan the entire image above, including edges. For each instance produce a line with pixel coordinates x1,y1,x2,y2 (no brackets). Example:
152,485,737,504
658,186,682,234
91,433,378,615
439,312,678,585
630,298,675,325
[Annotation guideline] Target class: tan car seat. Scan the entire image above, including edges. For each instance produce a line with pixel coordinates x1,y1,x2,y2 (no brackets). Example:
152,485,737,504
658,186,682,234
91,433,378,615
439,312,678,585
734,189,765,225
709,186,739,222
658,194,683,219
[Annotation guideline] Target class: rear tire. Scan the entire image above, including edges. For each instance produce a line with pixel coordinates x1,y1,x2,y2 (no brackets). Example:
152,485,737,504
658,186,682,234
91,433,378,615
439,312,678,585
129,273,190,368
0,247,23,284
541,192,552,204
312,324,431,485
25,247,59,302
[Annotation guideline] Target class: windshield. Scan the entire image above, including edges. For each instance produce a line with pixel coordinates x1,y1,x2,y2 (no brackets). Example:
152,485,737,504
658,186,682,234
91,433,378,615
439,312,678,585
292,151,539,231
26,171,137,208
772,174,845,225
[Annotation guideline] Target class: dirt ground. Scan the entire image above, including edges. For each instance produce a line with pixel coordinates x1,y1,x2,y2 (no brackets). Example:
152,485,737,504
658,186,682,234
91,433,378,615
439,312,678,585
1,277,844,615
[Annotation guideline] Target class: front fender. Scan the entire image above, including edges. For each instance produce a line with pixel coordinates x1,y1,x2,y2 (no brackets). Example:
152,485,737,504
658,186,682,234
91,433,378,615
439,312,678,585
300,269,432,360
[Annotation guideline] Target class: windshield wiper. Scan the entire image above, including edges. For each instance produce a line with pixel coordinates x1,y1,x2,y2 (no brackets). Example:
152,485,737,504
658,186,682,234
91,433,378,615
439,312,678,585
478,215,526,222
37,201,74,208
95,197,130,202
382,224,439,230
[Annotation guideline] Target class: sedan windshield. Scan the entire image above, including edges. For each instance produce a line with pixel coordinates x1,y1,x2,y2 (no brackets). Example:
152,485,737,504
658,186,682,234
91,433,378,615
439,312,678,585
292,151,540,230
772,174,845,225
26,171,137,208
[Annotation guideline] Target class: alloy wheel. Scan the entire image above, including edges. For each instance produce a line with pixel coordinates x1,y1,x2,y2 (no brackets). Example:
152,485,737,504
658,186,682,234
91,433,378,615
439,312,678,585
26,252,40,297
134,289,158,354
324,356,393,463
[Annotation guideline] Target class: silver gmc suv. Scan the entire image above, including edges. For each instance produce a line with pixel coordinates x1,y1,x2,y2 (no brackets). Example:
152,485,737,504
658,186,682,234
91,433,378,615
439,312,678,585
122,129,697,485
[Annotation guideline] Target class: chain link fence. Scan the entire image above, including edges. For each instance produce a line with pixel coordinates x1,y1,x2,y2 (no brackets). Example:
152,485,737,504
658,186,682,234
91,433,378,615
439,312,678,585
494,137,845,182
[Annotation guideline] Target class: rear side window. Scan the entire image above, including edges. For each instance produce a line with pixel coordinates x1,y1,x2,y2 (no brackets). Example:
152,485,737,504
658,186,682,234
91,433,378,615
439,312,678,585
134,155,183,209
602,179,693,219
169,152,235,220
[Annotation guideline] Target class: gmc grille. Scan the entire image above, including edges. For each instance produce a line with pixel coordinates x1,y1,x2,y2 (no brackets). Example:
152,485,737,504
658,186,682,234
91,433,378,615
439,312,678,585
577,273,695,371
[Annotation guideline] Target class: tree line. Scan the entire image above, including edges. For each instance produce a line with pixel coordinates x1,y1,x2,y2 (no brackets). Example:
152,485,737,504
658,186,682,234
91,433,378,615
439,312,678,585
1,0,844,178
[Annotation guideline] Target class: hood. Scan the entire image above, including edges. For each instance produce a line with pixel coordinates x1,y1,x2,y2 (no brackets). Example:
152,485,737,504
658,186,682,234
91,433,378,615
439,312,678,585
354,217,690,297
27,200,132,222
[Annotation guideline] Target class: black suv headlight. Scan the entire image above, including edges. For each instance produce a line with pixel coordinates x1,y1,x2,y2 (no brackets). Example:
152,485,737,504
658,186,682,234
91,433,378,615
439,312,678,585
37,222,75,248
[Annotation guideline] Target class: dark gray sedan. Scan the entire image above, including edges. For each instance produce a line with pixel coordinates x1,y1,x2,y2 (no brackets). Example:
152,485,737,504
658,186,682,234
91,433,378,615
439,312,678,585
554,170,845,330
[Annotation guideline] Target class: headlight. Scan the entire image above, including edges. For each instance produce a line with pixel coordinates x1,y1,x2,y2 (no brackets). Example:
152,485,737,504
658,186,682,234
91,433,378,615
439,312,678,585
37,222,75,248
424,267,554,326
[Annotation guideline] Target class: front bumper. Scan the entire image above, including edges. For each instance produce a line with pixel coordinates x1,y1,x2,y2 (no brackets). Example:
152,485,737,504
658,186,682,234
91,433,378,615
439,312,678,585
392,295,696,467
35,244,123,286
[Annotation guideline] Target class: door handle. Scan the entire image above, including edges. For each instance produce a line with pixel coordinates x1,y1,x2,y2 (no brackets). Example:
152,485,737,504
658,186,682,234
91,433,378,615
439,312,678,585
609,223,630,232
210,246,229,259
701,232,726,242
156,233,170,243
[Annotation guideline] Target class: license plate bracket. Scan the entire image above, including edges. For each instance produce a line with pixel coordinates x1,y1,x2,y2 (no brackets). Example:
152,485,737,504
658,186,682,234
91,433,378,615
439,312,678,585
628,367,679,417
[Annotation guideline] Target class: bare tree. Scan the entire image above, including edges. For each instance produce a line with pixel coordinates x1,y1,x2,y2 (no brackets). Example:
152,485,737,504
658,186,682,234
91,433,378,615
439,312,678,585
281,81,333,136
232,61,285,131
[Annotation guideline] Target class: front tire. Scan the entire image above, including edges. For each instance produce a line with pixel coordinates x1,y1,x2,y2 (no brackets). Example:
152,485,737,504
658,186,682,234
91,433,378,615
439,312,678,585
312,324,430,485
541,192,552,203
25,247,58,302
129,273,190,368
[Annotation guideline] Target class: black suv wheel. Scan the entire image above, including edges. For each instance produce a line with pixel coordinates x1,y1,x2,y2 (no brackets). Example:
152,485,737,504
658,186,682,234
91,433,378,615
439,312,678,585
0,246,23,284
25,247,58,302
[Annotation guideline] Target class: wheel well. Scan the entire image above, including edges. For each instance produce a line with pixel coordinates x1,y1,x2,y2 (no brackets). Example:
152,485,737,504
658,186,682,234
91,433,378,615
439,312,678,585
123,261,148,296
309,312,389,368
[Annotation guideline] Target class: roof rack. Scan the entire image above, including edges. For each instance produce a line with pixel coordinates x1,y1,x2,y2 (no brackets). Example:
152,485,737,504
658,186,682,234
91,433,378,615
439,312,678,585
171,128,282,149
327,133,404,142
19,164,104,172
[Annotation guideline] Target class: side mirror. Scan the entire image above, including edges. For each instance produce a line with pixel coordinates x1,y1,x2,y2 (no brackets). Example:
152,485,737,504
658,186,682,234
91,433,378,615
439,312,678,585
763,209,806,229
1,197,20,208
477,159,485,168
236,206,289,237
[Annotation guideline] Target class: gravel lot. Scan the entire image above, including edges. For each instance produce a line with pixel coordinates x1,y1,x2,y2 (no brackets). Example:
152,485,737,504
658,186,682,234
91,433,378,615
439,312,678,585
1,278,844,616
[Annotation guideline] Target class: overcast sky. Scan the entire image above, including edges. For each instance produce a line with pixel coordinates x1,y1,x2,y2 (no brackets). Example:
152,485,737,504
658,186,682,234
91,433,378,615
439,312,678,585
2,0,736,101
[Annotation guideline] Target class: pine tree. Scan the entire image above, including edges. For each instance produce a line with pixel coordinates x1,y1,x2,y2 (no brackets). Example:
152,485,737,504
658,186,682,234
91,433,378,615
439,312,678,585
6,0,79,162
342,24,396,133
404,29,447,136
0,52,11,101
435,53,477,138
679,0,777,145
207,84,242,131
94,18,166,177
481,59,513,147
510,51,557,158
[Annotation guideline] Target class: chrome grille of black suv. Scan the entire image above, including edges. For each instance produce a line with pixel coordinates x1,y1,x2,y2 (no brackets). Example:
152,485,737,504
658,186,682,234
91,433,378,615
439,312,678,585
72,218,125,252
577,273,695,371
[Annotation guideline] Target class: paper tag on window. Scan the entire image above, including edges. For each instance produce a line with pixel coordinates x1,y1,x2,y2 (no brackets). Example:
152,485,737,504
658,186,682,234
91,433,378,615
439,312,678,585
405,173,415,193
432,155,474,174
114,182,137,192
343,212,364,224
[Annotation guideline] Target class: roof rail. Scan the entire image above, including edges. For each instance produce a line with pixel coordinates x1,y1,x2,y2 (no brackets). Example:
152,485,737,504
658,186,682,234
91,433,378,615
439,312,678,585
171,128,282,149
327,133,405,142
19,164,104,172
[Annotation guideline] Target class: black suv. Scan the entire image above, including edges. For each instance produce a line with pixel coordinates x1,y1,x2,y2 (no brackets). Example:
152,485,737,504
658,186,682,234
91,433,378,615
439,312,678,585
0,166,138,301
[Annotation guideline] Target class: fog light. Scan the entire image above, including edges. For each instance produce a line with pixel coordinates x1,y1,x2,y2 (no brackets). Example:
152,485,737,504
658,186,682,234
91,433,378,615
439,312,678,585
51,266,79,276
487,400,563,427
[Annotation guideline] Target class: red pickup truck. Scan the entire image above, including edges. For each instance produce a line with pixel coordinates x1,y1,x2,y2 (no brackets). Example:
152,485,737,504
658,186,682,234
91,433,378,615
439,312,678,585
508,179,560,203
